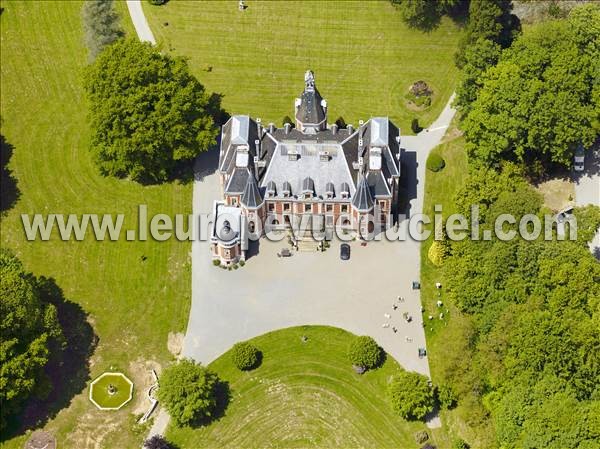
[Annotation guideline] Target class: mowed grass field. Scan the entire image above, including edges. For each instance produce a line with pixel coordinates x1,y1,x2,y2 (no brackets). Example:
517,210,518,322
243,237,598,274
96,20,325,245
143,0,462,132
1,1,190,447
167,326,435,449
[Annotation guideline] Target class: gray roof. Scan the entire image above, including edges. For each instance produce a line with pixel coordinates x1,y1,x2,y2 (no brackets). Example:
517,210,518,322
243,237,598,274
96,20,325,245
231,115,250,145
260,140,355,199
352,174,374,211
225,168,250,194
370,117,389,146
241,173,263,208
367,170,391,197
296,87,326,125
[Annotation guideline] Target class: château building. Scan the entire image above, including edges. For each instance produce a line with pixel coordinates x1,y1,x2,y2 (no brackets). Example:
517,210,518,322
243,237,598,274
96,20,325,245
211,71,402,265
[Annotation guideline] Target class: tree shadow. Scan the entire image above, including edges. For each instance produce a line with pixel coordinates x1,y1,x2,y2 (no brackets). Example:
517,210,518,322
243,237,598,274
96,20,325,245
1,133,20,214
446,0,470,27
2,277,97,440
190,380,231,428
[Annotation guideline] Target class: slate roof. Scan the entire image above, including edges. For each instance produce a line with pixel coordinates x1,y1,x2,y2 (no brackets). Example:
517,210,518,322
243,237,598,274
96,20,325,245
225,168,250,194
295,87,326,125
367,170,391,197
352,174,374,211
241,173,263,208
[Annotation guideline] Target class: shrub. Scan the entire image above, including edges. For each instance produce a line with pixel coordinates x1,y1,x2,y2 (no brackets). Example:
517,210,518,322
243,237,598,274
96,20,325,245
436,384,457,409
157,359,219,426
144,435,175,449
452,439,470,449
239,260,245,267
428,241,447,266
335,116,347,128
426,153,445,172
347,335,383,370
212,259,221,266
411,118,421,134
414,430,429,444
282,115,294,126
231,342,261,370
388,371,434,420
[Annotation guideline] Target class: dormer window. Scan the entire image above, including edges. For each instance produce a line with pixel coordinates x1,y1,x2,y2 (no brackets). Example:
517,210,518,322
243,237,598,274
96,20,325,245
325,182,335,199
340,182,350,199
282,181,292,198
266,180,277,197
301,177,314,199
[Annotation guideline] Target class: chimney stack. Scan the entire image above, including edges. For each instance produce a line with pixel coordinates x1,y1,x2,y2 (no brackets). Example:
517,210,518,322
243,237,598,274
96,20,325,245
331,123,338,135
347,124,354,135
255,139,261,159
269,123,275,133
284,122,291,134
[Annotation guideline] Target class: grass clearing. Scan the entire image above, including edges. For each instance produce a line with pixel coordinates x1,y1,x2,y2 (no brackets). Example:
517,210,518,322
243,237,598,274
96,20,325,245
143,0,462,132
1,1,189,447
167,326,437,449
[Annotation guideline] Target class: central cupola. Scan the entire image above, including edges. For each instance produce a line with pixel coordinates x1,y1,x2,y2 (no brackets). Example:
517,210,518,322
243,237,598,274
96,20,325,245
294,70,327,134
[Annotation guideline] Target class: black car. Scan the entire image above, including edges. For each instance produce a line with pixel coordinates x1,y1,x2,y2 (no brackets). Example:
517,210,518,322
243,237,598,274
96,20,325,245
340,243,350,260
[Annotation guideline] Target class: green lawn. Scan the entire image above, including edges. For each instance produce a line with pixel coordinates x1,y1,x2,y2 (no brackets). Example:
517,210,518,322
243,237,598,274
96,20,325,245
0,1,190,447
418,127,470,441
143,0,462,132
167,326,436,449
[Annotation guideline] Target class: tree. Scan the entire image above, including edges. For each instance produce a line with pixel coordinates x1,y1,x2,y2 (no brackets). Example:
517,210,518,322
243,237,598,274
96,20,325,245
455,0,519,68
144,435,175,449
0,249,64,431
388,371,434,420
347,335,383,370
462,6,599,167
231,342,261,370
454,38,501,116
81,0,124,61
391,0,460,31
572,205,600,245
282,115,294,127
83,39,218,183
157,359,219,426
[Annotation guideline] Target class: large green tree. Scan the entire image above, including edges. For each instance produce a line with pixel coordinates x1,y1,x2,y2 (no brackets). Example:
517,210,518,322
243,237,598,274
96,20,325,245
454,0,520,115
0,249,64,431
83,39,218,183
462,5,600,167
157,359,220,426
388,371,434,420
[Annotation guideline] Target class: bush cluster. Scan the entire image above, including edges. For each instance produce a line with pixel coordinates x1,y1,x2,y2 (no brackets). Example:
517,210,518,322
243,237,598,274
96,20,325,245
231,342,261,371
347,336,383,370
426,153,445,172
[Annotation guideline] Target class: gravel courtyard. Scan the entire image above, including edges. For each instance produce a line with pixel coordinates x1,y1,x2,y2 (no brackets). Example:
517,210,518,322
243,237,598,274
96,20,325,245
184,97,456,382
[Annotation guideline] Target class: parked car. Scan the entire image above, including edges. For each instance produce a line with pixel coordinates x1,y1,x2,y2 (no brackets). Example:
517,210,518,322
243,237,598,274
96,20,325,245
340,243,350,260
574,144,585,172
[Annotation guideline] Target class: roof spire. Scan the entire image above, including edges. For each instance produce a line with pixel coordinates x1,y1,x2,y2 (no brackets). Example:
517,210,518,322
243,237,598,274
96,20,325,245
352,172,374,212
240,172,263,209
